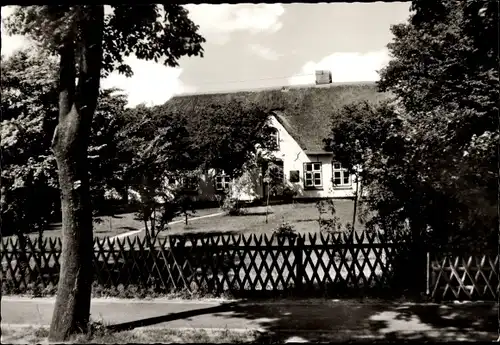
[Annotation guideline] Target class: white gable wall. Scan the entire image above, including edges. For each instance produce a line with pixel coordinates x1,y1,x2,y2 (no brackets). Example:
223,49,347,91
269,115,357,199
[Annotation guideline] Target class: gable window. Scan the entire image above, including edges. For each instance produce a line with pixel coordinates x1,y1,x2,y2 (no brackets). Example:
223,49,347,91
215,174,231,191
304,162,322,189
269,128,280,151
332,162,351,187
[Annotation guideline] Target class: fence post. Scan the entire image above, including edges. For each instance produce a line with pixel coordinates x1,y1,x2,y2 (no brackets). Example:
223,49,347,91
426,251,430,296
295,235,304,293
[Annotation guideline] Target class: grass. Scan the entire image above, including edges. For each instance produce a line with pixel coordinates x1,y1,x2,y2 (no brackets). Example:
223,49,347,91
152,199,360,239
0,325,259,344
3,200,359,241
3,207,222,241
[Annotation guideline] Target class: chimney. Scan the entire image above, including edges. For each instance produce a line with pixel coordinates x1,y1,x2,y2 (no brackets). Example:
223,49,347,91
315,70,332,85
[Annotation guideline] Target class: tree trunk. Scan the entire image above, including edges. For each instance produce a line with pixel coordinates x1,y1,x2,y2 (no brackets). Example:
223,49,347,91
49,6,104,342
351,173,359,232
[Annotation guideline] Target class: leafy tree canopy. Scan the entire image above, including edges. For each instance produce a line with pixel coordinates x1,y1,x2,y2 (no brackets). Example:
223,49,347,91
1,48,132,234
5,5,205,75
325,0,498,253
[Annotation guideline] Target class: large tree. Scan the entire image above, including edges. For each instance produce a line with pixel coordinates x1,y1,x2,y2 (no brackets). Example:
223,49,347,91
1,48,130,238
377,0,498,249
325,0,498,252
1,49,60,242
5,5,205,340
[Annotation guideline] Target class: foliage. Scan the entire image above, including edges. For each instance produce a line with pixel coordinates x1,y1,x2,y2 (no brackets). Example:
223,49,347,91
87,88,129,213
1,48,132,236
315,199,350,234
152,176,199,233
116,105,200,239
221,196,246,216
125,100,277,218
153,99,274,179
263,161,286,196
1,50,60,238
5,4,205,340
273,218,297,238
5,5,205,76
324,0,498,252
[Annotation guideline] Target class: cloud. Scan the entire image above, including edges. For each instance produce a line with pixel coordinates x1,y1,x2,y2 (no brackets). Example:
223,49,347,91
101,57,196,108
1,6,34,58
184,4,285,45
288,49,392,85
2,6,191,108
248,43,281,61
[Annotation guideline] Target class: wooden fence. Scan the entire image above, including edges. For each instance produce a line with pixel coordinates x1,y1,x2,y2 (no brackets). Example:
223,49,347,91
429,254,499,301
2,232,412,297
2,233,498,300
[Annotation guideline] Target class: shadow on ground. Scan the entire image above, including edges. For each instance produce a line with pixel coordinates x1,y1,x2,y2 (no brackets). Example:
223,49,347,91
241,211,274,216
162,230,240,237
106,303,240,332
295,218,318,223
104,300,498,343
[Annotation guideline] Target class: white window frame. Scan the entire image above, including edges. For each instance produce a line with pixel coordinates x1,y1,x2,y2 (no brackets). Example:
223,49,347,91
304,162,323,189
332,162,352,187
215,174,232,191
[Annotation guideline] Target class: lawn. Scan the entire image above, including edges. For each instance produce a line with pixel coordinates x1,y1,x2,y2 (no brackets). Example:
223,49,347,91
2,199,363,241
154,199,360,238
3,207,222,241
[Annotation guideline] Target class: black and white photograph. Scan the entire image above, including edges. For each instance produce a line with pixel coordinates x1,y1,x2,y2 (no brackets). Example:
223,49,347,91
1,1,498,343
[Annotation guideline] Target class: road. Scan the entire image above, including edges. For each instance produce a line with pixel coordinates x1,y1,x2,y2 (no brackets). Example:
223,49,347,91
1,297,497,342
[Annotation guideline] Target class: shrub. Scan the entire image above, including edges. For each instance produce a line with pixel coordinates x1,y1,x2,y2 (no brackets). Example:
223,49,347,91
221,197,246,216
273,220,297,238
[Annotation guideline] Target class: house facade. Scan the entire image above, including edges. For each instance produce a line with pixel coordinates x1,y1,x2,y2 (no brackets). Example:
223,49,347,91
135,76,389,204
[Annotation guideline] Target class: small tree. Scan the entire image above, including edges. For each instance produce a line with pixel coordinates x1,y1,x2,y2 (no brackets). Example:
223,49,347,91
263,160,285,224
119,107,198,242
324,100,393,232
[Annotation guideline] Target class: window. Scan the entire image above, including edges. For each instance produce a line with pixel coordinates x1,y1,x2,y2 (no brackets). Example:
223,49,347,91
269,128,279,151
289,170,300,183
182,176,199,191
304,162,322,189
332,162,351,187
215,174,231,191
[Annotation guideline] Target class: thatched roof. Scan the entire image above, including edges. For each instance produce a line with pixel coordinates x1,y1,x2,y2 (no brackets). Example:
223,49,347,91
160,82,390,152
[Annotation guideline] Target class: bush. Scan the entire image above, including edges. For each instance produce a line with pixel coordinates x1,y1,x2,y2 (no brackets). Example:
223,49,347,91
221,197,246,216
282,186,297,200
273,220,297,238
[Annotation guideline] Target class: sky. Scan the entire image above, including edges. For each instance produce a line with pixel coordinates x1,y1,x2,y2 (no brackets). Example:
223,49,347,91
1,3,411,108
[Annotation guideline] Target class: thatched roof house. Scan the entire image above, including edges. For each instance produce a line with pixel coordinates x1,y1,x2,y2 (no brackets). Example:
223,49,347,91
158,81,389,152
